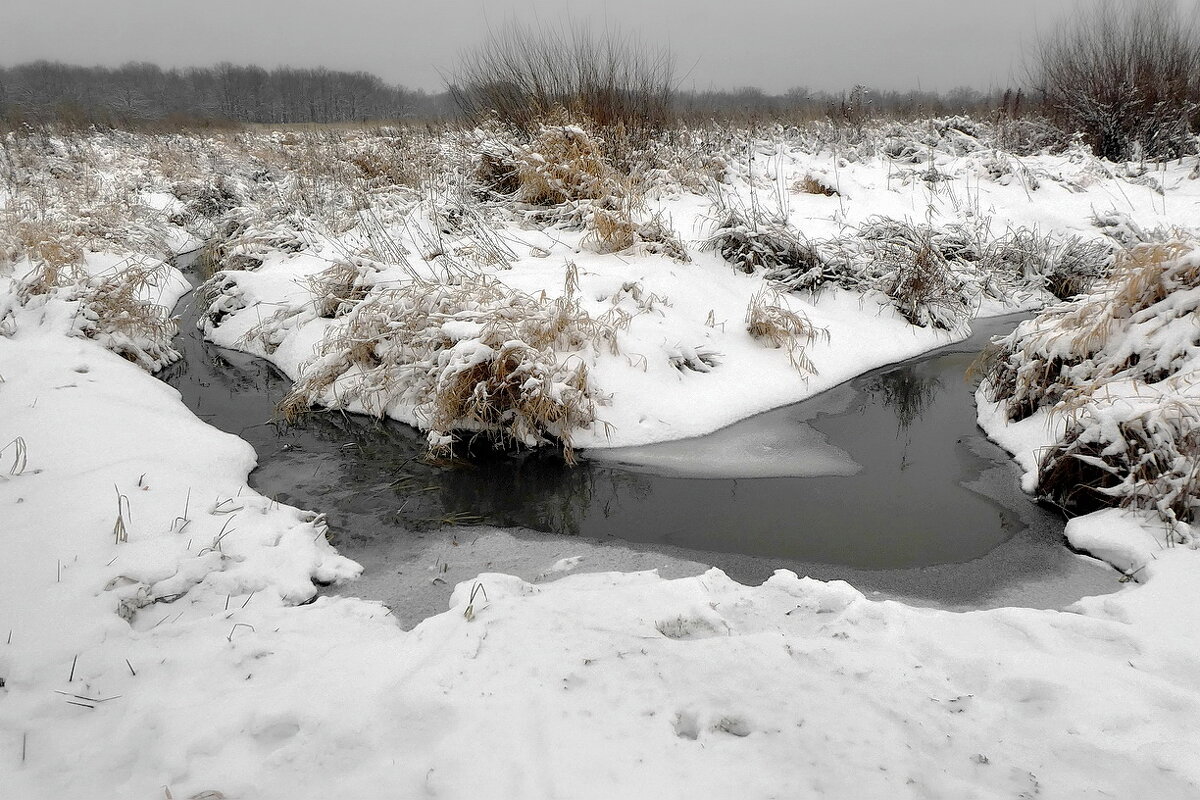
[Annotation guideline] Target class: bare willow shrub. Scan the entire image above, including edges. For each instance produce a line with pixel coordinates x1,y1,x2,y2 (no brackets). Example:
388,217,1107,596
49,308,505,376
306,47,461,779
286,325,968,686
450,22,674,136
1032,1,1200,160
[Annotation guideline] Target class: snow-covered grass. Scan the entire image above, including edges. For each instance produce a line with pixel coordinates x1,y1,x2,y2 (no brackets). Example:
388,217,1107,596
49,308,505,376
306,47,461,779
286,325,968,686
272,269,616,461
978,242,1200,530
164,114,1197,459
3,117,1200,798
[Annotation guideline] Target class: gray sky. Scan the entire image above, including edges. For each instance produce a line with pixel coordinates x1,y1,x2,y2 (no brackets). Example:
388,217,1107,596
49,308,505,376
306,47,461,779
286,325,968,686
1,0,1093,93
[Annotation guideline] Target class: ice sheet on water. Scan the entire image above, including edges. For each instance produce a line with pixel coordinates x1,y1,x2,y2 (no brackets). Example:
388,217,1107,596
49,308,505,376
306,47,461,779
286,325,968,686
588,413,860,478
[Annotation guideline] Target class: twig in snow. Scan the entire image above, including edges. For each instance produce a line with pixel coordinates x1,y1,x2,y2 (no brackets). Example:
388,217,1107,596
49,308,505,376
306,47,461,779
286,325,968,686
227,623,255,642
113,486,131,544
1,437,27,475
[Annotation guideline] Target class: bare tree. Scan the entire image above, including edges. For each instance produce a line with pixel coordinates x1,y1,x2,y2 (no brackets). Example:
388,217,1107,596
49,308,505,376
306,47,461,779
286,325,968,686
1032,0,1200,160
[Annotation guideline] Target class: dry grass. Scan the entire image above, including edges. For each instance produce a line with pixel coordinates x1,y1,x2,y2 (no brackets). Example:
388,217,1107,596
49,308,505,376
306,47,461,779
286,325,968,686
17,259,180,371
279,266,620,462
795,174,838,196
472,114,690,261
880,225,973,330
307,260,378,319
0,218,84,273
980,241,1200,526
476,117,604,203
587,205,689,260
978,242,1198,421
1039,396,1200,526
745,288,827,374
703,201,821,276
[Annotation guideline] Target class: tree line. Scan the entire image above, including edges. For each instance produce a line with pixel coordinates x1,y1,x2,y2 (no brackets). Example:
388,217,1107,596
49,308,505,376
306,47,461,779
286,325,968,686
1,60,1019,129
0,61,455,125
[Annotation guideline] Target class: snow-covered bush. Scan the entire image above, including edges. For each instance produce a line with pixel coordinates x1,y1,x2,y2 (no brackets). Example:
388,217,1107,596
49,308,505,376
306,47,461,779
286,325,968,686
980,242,1200,524
980,243,1198,420
979,228,1113,299
702,190,820,276
878,225,975,330
15,260,180,371
1033,2,1200,161
277,267,620,461
753,218,1111,329
1039,394,1199,528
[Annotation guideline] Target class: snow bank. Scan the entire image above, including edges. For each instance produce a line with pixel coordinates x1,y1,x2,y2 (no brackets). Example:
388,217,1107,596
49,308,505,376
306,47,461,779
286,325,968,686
3,265,1200,798
4,122,1200,799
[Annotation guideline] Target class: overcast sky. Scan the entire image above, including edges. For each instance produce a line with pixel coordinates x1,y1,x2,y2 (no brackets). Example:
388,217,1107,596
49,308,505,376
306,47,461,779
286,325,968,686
0,0,1117,93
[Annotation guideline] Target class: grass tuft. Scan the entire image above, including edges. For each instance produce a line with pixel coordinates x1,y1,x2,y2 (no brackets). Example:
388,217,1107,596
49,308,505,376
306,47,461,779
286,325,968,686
745,288,828,374
980,241,1200,526
278,265,621,462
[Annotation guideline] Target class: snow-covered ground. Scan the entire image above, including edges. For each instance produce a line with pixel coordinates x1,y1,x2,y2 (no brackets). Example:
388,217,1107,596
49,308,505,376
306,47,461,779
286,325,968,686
195,120,1191,453
2,122,1199,798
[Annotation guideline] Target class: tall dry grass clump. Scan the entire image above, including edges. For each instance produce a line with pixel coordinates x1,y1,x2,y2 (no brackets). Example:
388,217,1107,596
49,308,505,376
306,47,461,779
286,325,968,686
15,260,180,371
874,222,974,330
1032,1,1200,160
745,288,828,375
472,114,688,260
0,218,84,273
978,242,1197,420
278,265,620,461
511,119,622,206
979,241,1200,526
1037,397,1199,526
703,200,821,277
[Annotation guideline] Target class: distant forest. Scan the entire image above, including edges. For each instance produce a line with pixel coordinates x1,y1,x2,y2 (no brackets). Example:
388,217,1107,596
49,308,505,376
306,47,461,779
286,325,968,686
0,60,1015,126
0,62,452,124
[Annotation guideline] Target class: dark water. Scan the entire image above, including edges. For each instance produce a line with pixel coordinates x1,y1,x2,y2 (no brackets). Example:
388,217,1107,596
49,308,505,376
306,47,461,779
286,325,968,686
162,271,1117,617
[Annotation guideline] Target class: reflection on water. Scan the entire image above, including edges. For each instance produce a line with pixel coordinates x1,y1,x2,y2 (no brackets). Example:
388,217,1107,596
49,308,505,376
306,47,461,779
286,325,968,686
865,368,943,435
164,282,1118,609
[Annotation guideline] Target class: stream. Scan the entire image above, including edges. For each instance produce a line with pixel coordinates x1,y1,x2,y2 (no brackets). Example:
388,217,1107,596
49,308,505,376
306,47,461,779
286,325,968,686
162,269,1118,626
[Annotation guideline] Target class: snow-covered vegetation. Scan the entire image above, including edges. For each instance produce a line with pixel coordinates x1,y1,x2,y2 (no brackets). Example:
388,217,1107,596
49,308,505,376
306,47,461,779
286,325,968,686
3,107,1200,797
979,242,1200,531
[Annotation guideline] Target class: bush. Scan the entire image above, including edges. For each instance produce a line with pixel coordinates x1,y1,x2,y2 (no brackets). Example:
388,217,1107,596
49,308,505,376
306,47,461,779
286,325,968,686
979,243,1200,525
1032,1,1200,160
276,267,621,462
449,23,673,135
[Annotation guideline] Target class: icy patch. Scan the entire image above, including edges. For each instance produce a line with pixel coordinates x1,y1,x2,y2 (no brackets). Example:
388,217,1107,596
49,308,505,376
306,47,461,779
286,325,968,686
589,415,860,478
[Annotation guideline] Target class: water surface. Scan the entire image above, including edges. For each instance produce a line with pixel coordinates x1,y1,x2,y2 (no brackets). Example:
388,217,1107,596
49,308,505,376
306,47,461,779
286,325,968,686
162,275,1118,621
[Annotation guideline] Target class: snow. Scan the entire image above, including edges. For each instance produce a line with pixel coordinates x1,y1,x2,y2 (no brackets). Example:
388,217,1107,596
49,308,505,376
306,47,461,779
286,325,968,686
975,391,1064,493
3,124,1200,798
193,124,1200,453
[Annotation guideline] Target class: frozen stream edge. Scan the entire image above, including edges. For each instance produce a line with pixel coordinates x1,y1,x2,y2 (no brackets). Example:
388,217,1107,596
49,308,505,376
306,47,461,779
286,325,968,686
166,263,1120,626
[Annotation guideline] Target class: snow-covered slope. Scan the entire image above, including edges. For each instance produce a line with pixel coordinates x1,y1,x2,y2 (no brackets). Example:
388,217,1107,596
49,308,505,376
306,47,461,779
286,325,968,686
3,122,1200,799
